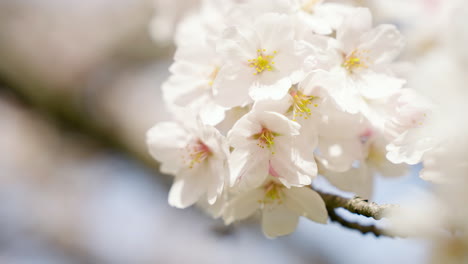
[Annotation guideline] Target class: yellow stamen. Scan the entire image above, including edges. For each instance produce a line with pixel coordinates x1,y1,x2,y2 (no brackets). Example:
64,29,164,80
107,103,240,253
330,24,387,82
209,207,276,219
288,89,318,121
252,127,280,151
248,49,277,75
342,49,371,73
258,181,283,205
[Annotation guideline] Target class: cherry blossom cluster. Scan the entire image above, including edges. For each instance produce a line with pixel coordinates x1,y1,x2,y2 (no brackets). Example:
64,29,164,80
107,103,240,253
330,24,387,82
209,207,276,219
147,0,430,238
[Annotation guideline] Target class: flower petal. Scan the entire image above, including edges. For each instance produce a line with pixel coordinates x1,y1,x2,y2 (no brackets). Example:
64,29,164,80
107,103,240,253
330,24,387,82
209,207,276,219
337,8,372,54
168,167,208,209
358,24,405,65
261,204,299,238
283,187,328,224
223,188,264,224
146,122,189,174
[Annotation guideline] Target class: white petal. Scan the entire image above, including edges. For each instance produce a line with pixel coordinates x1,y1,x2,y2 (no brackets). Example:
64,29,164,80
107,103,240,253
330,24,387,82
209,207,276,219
317,137,362,172
269,145,315,187
213,64,254,107
336,8,372,54
254,13,294,52
206,159,226,205
261,204,299,238
229,148,269,189
168,168,208,209
199,102,227,126
356,71,405,100
357,24,405,65
146,122,189,174
320,163,374,199
260,111,301,136
283,187,328,224
252,95,292,115
223,188,264,224
250,76,292,101
217,26,258,60
386,130,435,165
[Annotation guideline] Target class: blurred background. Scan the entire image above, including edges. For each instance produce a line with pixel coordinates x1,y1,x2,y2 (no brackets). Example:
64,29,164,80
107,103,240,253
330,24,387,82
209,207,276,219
0,0,464,263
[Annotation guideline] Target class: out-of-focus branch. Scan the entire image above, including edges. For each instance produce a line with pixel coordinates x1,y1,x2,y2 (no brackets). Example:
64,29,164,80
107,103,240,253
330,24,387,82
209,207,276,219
327,207,396,238
0,73,163,178
315,189,397,220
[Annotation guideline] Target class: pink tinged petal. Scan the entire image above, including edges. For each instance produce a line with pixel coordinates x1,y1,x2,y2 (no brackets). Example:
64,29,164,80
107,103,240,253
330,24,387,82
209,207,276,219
283,187,328,224
357,24,405,65
168,168,208,209
337,8,372,54
262,204,300,238
212,64,254,108
268,160,281,178
223,188,264,225
146,122,190,174
355,71,405,100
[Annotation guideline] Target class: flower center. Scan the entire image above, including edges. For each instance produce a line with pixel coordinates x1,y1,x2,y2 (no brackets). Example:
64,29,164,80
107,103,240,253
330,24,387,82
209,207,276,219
259,181,283,205
252,127,280,151
248,49,277,75
342,49,371,73
289,89,318,121
185,140,212,169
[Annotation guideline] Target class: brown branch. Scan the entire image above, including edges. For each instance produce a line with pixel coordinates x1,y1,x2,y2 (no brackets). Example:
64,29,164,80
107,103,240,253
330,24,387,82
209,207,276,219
314,189,398,220
314,188,403,238
327,207,396,238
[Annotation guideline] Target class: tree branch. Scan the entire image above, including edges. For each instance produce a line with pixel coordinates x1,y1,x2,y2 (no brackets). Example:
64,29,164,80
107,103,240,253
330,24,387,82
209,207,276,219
314,189,397,220
327,207,396,238
314,189,402,238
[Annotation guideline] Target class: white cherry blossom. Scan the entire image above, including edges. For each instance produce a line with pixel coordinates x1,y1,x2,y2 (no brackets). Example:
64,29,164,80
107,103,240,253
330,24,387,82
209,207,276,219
228,109,317,190
316,7,406,115
213,13,305,107
146,117,229,208
162,14,226,125
223,177,328,238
